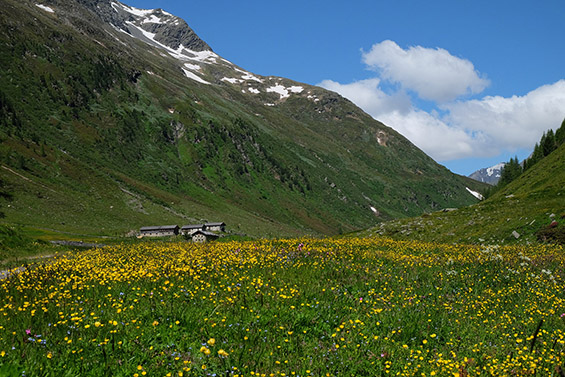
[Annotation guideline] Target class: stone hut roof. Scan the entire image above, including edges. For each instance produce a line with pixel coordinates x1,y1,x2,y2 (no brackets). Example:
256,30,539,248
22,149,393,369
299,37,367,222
140,225,179,232
181,224,205,230
192,230,219,238
205,222,225,227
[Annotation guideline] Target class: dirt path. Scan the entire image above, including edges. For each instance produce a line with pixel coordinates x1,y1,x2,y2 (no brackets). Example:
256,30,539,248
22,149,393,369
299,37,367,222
50,240,106,248
1,165,57,193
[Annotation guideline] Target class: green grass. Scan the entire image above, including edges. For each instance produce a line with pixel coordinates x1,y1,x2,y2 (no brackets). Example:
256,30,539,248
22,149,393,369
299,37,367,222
358,143,565,245
0,225,73,271
0,238,564,376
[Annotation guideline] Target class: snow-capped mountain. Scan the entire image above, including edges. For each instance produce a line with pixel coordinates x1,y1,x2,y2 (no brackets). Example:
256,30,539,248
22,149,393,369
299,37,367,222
468,163,506,185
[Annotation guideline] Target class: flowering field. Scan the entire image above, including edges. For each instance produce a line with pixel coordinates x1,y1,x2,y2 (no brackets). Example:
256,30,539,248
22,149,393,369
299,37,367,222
1,238,564,376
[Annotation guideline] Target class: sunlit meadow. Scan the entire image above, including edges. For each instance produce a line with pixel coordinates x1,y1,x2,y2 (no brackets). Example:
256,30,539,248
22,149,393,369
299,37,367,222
1,237,564,376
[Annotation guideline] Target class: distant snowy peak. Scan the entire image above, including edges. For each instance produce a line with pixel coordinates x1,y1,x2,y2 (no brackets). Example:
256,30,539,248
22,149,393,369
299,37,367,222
469,162,506,185
486,163,506,177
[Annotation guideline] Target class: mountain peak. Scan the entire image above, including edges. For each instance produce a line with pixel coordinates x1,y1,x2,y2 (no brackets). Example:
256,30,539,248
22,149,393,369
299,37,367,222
67,0,212,52
111,1,211,52
469,162,506,185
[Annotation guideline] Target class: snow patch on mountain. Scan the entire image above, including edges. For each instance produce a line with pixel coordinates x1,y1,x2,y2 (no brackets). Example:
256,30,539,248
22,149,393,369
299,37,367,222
141,14,165,24
267,84,290,99
466,187,484,200
241,73,264,83
126,21,156,40
266,84,305,99
233,68,263,83
112,2,173,18
184,63,201,71
173,46,218,63
36,4,54,13
181,69,210,85
221,77,243,84
112,2,152,17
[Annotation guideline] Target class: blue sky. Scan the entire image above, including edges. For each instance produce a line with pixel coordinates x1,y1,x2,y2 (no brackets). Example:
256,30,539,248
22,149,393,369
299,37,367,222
128,0,565,176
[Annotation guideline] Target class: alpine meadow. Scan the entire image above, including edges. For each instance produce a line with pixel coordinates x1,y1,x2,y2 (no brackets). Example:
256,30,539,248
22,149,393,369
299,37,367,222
0,0,564,376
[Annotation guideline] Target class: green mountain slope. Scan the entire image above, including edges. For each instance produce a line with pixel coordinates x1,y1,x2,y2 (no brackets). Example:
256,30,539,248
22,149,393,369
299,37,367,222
361,143,565,244
0,0,485,238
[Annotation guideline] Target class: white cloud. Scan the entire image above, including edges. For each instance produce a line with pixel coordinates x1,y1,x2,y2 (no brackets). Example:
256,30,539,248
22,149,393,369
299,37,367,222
318,76,565,162
362,40,489,103
318,78,411,115
319,78,477,160
318,40,565,164
445,80,565,150
377,110,477,161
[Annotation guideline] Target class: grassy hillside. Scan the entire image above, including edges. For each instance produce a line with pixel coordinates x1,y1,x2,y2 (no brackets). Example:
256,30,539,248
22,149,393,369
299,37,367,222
0,0,485,239
359,143,565,245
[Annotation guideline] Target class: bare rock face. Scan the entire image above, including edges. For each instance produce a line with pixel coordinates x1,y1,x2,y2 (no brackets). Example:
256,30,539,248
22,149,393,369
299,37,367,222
376,131,389,146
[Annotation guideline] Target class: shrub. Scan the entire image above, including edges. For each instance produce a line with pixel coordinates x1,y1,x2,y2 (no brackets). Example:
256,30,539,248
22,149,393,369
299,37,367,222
0,225,31,249
536,223,565,244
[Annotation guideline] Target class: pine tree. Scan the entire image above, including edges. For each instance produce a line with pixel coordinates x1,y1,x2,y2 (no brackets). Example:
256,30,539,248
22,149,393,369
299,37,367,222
524,142,543,170
542,129,556,156
498,156,522,188
555,118,565,145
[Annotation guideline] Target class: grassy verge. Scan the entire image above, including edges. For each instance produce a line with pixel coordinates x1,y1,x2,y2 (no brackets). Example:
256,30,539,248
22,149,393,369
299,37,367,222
0,237,564,376
0,225,54,259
